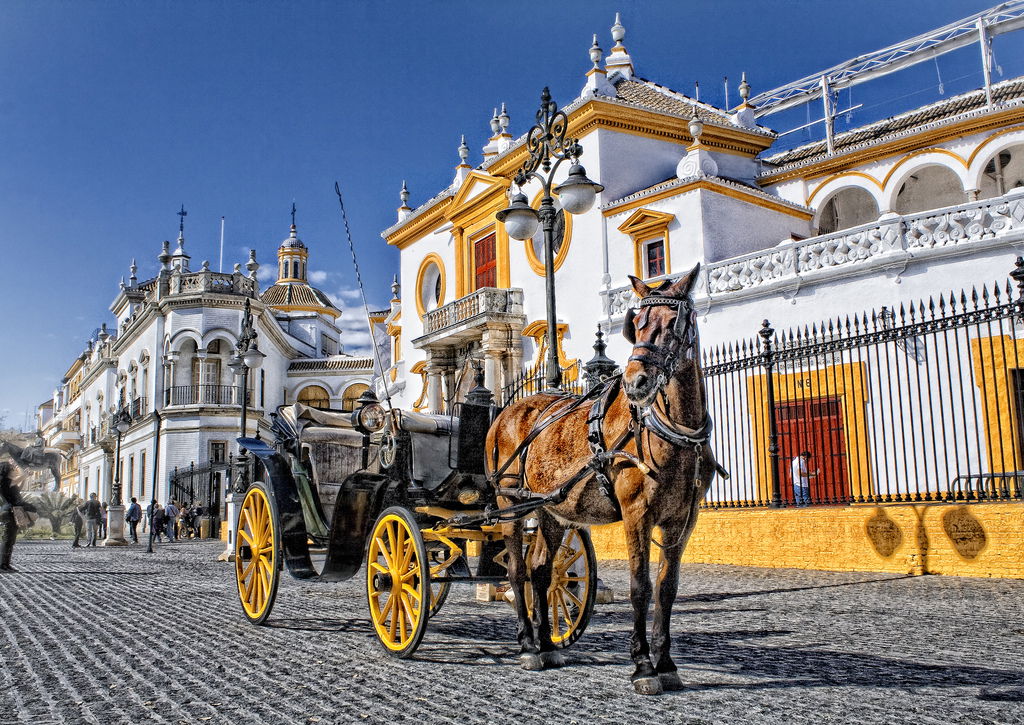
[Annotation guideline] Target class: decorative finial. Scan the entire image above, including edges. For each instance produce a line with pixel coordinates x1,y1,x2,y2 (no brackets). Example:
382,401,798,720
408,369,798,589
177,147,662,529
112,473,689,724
129,258,138,284
590,34,602,67
498,103,510,134
688,105,704,142
233,263,242,274
458,135,470,164
119,276,126,291
391,274,400,300
177,204,187,236
611,12,625,45
739,71,750,102
246,249,259,279
99,323,109,341
201,260,210,271
400,180,410,207
489,108,501,136
290,201,297,230
159,240,170,267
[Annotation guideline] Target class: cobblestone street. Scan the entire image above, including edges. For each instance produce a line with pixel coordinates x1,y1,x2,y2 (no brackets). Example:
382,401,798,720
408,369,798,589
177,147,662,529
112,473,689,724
1,540,1022,724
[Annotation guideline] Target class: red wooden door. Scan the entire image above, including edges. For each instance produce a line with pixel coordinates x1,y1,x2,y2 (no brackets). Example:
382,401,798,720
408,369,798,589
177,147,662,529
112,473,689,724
774,397,849,504
474,233,497,289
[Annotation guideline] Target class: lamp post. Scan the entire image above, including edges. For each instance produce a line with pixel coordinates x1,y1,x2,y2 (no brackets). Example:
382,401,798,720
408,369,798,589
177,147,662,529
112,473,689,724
101,404,132,546
497,87,603,390
220,297,265,563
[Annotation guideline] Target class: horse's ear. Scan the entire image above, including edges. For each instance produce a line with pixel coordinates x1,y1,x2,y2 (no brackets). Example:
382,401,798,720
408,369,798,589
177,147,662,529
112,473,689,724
664,262,701,297
624,308,637,345
628,275,653,299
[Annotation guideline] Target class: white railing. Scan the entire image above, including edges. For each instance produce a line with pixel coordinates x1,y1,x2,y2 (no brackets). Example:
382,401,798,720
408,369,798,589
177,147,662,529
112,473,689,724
603,192,1024,317
421,287,524,334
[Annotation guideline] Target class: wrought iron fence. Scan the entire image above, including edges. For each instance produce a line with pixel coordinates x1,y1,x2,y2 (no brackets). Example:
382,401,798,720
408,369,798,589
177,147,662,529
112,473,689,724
502,360,586,407
701,257,1024,509
168,459,232,537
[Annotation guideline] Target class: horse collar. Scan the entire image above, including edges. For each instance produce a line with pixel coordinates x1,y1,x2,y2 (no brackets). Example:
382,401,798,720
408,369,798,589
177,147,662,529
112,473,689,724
639,404,712,447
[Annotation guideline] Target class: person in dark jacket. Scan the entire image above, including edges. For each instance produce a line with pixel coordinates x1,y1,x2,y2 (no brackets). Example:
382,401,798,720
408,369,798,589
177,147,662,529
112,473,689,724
1,462,38,572
70,495,84,548
80,492,101,547
125,497,142,544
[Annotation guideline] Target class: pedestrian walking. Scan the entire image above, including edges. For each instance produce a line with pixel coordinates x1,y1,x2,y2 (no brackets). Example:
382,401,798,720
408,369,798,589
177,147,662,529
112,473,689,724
125,497,142,544
152,503,166,544
81,493,101,547
192,504,204,538
0,462,38,572
164,499,179,542
70,495,84,548
790,451,819,506
99,502,108,540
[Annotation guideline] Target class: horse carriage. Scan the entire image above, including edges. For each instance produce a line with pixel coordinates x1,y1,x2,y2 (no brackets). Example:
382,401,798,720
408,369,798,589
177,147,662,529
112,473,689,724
232,370,598,658
235,265,723,694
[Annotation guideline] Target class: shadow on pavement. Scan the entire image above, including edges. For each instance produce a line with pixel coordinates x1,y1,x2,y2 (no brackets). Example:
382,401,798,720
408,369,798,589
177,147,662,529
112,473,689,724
674,574,916,604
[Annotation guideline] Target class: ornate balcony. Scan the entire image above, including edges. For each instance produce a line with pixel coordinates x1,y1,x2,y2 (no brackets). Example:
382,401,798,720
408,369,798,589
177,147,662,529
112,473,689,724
164,385,251,407
603,190,1024,317
414,287,526,348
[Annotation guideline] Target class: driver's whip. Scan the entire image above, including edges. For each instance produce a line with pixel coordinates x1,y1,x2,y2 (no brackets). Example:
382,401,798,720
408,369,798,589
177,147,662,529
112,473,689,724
333,182,394,412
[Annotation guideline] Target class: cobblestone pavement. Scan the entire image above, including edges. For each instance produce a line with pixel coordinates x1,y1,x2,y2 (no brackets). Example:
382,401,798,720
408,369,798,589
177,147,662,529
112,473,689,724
1,540,1023,725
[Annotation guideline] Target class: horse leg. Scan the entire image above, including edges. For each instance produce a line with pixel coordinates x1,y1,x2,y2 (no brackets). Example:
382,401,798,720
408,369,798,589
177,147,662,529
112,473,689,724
50,463,61,492
650,520,689,691
501,516,540,669
623,512,661,695
528,513,566,669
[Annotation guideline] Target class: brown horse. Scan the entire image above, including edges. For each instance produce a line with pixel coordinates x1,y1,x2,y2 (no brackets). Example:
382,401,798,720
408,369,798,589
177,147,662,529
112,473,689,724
486,264,719,695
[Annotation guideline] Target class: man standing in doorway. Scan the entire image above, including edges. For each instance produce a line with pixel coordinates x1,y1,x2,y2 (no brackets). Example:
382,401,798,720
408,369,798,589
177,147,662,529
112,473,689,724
790,451,820,506
81,492,101,547
125,497,142,544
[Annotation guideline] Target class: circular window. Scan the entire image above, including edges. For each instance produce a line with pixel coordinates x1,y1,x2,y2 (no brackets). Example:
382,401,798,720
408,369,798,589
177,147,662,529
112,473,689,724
415,254,446,318
525,195,572,276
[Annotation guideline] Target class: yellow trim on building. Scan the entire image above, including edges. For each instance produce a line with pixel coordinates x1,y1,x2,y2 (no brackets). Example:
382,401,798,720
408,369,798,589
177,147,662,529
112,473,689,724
617,208,675,279
745,361,872,504
605,179,813,220
966,124,1024,167
409,360,428,412
970,334,1024,479
806,170,885,205
272,304,340,319
414,253,447,321
522,320,579,384
880,147,969,190
523,190,573,276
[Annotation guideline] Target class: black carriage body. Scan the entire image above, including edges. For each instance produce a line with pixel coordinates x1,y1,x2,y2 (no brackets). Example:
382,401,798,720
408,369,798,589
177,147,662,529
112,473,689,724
238,397,496,582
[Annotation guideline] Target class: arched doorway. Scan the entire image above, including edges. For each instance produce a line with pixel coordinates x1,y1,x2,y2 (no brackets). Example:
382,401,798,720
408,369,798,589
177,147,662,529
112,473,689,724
297,384,330,409
978,143,1024,199
341,383,370,412
894,165,966,215
817,187,880,234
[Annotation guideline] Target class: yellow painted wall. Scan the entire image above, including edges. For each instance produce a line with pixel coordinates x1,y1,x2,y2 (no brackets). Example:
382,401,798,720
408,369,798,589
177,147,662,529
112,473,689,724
590,502,1024,579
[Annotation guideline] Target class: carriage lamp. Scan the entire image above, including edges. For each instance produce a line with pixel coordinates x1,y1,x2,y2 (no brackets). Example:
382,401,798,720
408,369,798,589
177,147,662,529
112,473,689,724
553,164,603,215
496,87,602,390
496,192,539,241
352,389,386,434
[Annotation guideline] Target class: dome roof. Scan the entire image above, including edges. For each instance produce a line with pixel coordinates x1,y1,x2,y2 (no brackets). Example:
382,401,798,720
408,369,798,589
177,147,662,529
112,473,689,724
280,225,306,250
260,282,338,315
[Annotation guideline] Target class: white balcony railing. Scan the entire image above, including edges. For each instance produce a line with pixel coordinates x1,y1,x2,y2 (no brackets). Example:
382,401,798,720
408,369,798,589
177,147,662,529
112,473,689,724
604,191,1024,318
420,287,524,335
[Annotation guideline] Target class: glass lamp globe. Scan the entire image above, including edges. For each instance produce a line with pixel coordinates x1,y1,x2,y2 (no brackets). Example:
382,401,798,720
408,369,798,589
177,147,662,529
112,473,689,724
496,193,541,241
227,354,246,377
116,417,130,435
554,164,604,215
242,345,266,370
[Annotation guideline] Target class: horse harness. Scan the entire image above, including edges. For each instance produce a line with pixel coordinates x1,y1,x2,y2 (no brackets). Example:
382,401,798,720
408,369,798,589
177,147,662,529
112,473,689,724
477,291,727,527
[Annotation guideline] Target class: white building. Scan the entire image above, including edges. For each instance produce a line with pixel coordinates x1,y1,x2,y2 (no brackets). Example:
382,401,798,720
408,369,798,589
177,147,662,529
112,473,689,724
43,214,376,513
380,9,1024,505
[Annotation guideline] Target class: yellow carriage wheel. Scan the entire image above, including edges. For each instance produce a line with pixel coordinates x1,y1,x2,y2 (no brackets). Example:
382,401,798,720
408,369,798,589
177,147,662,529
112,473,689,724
427,547,452,618
366,507,430,657
234,482,280,625
523,528,598,648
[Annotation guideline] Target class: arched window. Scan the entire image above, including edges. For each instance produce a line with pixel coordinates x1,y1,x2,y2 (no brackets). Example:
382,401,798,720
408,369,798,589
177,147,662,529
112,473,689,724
297,385,330,409
292,260,300,279
341,383,370,412
894,165,966,215
978,143,1024,199
817,187,880,235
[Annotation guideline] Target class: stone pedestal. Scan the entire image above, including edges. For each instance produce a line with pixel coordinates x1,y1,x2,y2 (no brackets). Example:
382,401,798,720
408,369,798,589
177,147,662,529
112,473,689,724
217,492,241,562
101,504,129,546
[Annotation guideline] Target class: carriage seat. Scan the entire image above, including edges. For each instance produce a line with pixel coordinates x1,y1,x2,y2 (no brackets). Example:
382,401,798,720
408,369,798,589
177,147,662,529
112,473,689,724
394,410,459,436
289,403,354,429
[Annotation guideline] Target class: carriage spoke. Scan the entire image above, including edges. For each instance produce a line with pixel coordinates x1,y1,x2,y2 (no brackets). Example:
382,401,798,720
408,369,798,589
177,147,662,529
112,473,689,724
238,528,254,548
368,561,387,575
401,583,421,602
562,587,584,610
558,547,583,570
373,537,392,570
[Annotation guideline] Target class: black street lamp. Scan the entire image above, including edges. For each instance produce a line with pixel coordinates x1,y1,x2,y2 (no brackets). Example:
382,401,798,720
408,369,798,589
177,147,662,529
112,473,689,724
497,87,603,390
102,399,132,546
228,297,265,493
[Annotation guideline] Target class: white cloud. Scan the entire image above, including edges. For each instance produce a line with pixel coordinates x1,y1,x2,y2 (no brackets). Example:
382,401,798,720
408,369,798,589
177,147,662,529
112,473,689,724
309,270,328,284
256,266,276,283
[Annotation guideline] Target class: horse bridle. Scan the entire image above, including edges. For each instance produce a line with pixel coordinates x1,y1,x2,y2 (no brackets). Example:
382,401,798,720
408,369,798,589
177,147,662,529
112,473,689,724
626,293,699,391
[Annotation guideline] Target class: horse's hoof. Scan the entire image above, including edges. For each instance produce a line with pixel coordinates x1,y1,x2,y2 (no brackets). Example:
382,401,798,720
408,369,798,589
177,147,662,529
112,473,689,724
659,672,684,691
520,654,545,671
540,651,565,669
633,676,664,696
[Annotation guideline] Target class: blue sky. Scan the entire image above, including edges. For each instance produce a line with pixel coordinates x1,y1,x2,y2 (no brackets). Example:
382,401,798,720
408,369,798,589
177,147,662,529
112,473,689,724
0,0,1017,428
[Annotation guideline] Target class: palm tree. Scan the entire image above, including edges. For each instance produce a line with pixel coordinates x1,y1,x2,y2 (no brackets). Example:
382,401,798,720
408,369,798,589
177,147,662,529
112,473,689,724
31,491,79,538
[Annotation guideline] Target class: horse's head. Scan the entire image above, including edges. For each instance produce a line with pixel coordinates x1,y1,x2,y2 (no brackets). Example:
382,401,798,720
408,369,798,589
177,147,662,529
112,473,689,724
622,263,701,407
